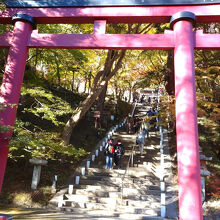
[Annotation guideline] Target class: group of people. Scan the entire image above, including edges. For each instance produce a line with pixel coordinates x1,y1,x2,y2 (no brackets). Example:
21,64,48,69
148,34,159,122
136,125,148,155
125,115,142,134
148,96,158,105
135,107,159,155
125,115,134,134
104,94,159,168
104,139,125,170
147,107,159,131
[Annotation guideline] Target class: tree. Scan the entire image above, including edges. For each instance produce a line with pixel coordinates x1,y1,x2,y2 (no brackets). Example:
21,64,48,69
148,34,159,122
62,49,126,145
62,23,155,145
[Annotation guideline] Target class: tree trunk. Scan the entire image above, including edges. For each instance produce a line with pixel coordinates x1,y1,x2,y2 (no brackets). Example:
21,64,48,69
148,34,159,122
114,82,118,99
71,70,75,92
88,69,92,94
97,83,108,126
165,50,175,95
62,77,109,145
35,48,38,67
62,50,126,145
54,53,61,86
96,51,114,125
84,78,87,93
76,80,80,93
128,86,132,103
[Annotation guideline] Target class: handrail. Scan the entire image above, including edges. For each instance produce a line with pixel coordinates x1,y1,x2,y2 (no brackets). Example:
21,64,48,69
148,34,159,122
121,144,136,203
120,101,137,202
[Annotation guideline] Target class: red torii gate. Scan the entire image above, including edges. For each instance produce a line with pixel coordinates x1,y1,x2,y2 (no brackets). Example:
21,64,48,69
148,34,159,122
0,3,220,220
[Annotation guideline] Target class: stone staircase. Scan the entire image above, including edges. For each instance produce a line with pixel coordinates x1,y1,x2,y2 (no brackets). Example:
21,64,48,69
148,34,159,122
49,102,178,219
60,167,162,218
50,131,177,219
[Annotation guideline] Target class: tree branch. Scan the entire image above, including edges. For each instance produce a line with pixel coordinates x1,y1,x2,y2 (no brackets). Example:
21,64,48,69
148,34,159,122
139,24,153,34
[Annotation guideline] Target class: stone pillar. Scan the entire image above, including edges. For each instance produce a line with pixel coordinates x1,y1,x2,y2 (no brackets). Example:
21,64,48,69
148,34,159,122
171,11,203,220
0,14,36,192
29,158,47,190
31,165,42,190
200,152,212,203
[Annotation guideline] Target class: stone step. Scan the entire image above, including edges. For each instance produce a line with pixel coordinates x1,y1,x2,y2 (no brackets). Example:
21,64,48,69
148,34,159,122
74,184,120,191
127,192,176,201
123,194,161,202
90,156,149,166
74,189,121,198
118,214,174,220
65,194,119,204
121,200,160,208
64,196,160,209
61,205,160,215
63,200,161,214
74,188,162,197
64,200,118,209
86,168,125,177
122,188,162,197
88,165,149,172
117,205,160,215
60,207,119,217
65,193,163,203
80,174,159,183
75,181,160,191
60,206,167,219
86,167,150,178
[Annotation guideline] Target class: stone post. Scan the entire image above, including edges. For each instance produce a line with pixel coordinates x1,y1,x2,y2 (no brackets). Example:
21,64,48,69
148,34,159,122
29,158,47,190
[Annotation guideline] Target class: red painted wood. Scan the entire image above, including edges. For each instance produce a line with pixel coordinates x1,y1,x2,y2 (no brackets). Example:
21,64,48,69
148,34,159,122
28,31,174,50
1,5,220,24
195,30,220,49
2,30,220,50
173,20,202,220
0,20,33,192
94,20,106,34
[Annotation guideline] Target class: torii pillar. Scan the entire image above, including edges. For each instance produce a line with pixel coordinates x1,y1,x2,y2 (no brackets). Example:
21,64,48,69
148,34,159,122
171,12,203,220
0,14,36,192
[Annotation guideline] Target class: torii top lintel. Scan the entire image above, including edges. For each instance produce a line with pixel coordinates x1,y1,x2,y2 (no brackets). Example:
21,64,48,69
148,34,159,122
3,0,220,7
1,0,220,24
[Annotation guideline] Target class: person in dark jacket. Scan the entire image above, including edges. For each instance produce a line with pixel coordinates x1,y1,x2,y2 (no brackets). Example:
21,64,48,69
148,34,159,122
114,139,125,169
104,139,115,169
136,128,145,154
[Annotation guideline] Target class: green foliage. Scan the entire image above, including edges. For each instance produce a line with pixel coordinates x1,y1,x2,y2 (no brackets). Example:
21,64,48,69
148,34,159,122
198,117,220,157
21,86,73,126
10,120,86,160
0,103,13,133
0,1,5,11
8,85,87,161
117,99,132,118
0,125,11,133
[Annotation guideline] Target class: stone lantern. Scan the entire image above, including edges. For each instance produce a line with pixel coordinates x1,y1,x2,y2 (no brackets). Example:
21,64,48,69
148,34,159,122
29,158,48,190
199,148,212,202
